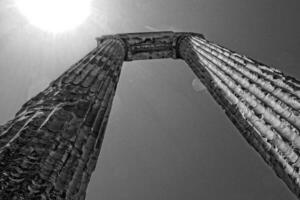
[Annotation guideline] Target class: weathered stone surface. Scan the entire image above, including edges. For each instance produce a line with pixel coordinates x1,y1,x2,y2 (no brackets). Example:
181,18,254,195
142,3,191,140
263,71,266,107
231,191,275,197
178,34,300,199
0,31,300,199
96,31,203,61
0,38,125,199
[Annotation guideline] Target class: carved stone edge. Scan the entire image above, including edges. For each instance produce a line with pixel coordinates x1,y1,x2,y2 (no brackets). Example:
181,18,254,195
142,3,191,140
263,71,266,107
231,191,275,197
96,32,205,61
174,32,205,59
96,35,128,60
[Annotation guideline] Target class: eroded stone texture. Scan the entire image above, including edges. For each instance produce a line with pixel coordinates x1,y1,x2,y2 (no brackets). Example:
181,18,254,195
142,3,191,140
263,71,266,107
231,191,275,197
1,31,300,199
0,38,125,199
96,31,203,61
178,34,300,198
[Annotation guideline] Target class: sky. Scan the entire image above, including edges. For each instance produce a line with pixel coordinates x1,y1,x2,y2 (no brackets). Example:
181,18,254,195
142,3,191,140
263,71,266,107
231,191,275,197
1,0,300,199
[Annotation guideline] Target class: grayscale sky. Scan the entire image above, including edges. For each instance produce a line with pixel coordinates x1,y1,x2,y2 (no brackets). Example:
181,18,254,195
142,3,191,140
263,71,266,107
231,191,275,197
1,0,300,199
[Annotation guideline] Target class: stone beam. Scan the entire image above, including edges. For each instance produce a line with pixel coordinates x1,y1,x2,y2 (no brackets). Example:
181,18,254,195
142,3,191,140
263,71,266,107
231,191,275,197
96,31,204,61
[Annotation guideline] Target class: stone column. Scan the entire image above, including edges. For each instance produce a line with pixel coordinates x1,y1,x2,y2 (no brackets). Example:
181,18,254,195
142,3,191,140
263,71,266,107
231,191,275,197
0,38,125,199
178,34,300,197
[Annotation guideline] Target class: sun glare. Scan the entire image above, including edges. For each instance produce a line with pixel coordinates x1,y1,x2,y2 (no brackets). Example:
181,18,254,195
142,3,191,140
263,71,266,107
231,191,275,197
15,0,92,33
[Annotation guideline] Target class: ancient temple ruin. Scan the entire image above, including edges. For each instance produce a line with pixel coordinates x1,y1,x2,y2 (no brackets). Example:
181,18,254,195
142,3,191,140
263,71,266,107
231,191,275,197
1,31,300,199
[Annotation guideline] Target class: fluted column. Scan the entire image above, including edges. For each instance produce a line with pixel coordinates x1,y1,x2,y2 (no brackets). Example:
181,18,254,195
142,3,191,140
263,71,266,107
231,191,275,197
0,38,125,199
178,35,300,198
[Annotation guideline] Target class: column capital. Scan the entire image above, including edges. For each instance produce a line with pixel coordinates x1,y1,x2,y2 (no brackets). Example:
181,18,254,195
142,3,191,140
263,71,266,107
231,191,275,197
96,35,127,58
174,32,205,59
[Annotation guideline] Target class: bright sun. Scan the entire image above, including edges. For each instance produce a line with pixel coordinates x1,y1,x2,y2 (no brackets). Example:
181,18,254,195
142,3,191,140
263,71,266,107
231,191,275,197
15,0,92,33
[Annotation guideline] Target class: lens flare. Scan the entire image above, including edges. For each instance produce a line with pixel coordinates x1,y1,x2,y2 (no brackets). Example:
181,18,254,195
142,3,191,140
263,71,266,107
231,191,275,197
15,0,92,33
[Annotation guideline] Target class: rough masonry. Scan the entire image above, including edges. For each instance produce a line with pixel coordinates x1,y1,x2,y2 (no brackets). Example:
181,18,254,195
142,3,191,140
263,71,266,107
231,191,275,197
0,31,300,199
